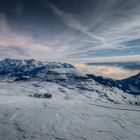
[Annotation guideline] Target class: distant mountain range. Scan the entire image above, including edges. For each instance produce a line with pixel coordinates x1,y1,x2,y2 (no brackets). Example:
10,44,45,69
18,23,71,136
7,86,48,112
0,58,140,95
0,58,75,76
87,73,140,95
0,58,88,83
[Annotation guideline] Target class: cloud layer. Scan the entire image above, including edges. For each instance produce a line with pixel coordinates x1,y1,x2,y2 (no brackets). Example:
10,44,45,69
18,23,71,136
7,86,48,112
75,63,140,80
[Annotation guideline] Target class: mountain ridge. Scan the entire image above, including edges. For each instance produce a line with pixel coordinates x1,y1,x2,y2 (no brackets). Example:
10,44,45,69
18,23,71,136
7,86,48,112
0,58,140,95
87,73,140,95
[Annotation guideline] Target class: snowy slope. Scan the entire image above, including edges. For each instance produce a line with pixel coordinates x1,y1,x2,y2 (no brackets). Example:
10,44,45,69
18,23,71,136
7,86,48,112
0,81,139,105
0,82,140,140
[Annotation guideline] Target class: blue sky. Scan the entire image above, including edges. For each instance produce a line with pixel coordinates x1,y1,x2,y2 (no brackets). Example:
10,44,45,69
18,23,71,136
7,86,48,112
0,0,140,78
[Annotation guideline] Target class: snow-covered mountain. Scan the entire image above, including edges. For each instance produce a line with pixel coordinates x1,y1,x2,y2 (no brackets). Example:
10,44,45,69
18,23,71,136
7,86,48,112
117,73,140,95
87,73,140,95
0,58,140,105
0,59,92,91
0,58,75,77
87,74,117,87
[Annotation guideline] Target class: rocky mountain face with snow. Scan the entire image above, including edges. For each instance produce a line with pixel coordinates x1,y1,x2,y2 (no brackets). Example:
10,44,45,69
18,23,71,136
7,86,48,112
117,73,140,95
87,74,117,87
0,58,75,77
0,58,85,82
0,59,92,92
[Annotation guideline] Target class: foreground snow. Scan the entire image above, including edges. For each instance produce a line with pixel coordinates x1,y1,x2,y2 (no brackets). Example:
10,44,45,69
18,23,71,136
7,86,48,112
0,82,140,140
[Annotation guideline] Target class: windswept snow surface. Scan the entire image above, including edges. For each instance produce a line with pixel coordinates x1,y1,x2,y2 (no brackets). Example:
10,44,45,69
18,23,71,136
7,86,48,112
0,82,140,140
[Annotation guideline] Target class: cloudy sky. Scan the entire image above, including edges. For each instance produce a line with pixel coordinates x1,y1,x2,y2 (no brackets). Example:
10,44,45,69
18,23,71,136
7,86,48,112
0,0,140,79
